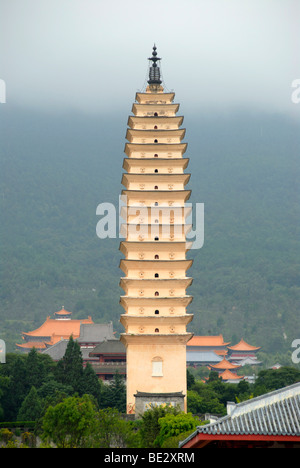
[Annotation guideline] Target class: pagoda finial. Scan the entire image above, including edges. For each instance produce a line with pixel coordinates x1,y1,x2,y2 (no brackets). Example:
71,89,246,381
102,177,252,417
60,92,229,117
148,44,162,85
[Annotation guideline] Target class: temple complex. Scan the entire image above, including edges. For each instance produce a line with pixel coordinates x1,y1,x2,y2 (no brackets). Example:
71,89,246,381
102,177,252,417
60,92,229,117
16,307,115,357
16,307,93,352
187,334,229,366
119,46,193,415
208,357,243,382
227,338,261,366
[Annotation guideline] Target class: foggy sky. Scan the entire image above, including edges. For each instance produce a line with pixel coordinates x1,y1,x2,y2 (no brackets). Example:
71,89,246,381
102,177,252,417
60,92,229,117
0,0,299,117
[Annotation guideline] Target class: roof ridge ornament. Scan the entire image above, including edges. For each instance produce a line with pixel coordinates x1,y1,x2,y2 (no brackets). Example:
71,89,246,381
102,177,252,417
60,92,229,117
148,44,162,86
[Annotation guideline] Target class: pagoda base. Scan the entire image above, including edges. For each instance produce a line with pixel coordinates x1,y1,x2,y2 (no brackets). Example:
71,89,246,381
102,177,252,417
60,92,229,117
134,391,185,418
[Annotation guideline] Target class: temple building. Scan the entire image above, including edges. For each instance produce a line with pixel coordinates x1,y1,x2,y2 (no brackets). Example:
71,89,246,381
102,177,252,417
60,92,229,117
119,46,193,415
89,339,126,381
180,383,300,448
16,307,93,352
227,338,261,366
187,335,261,368
218,369,244,383
209,357,241,374
16,307,115,357
187,335,230,366
208,357,244,383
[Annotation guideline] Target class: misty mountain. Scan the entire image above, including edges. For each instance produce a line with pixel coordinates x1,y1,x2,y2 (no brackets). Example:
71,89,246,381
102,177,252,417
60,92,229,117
0,105,299,362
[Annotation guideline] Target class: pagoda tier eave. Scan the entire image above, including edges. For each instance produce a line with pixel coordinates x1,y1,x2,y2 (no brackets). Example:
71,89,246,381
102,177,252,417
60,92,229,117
131,103,180,114
122,158,190,171
125,128,186,142
119,296,193,307
119,224,193,240
124,143,187,156
121,173,191,188
120,314,194,326
120,333,193,346
119,258,193,272
127,116,184,128
121,172,191,179
119,206,192,220
119,277,193,291
120,297,192,308
120,313,194,320
135,92,175,103
121,190,191,202
119,240,193,254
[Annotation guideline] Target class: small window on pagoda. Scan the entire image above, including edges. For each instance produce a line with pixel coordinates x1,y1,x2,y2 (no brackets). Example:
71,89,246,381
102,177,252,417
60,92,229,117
154,186,158,190
155,273,159,278
154,202,159,206
155,310,159,315
154,112,158,116
154,153,158,158
152,356,163,376
154,125,158,129
154,236,159,241
155,328,159,333
154,169,158,173
154,139,158,143
155,291,159,296
154,254,159,259
155,219,158,223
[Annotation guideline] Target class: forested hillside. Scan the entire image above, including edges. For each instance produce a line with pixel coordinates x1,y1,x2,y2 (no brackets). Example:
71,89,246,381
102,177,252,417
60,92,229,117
0,104,299,363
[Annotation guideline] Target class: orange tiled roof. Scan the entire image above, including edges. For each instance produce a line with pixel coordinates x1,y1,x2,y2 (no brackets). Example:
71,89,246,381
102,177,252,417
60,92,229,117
227,338,260,352
187,335,230,347
219,369,243,380
16,341,48,350
209,358,241,370
214,350,228,356
21,316,93,342
54,307,72,315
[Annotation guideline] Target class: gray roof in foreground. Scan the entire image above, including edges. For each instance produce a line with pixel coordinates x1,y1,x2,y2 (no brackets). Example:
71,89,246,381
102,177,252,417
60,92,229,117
179,382,300,447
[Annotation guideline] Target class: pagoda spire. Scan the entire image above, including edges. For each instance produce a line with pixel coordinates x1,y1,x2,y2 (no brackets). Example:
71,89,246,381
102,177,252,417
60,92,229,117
148,44,162,86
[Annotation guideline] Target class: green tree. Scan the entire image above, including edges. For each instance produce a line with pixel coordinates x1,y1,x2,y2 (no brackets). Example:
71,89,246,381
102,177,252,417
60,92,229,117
207,370,220,382
55,336,84,394
81,362,102,404
42,394,98,448
4,356,29,421
254,366,300,394
139,405,181,448
154,412,198,447
187,390,204,414
0,375,10,420
94,408,136,448
26,348,44,389
187,369,195,390
17,386,43,421
187,380,226,415
37,378,74,402
99,372,126,412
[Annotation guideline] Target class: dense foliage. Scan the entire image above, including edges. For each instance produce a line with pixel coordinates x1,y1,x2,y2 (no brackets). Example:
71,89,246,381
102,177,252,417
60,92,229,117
0,106,299,366
1,340,300,448
0,342,126,423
